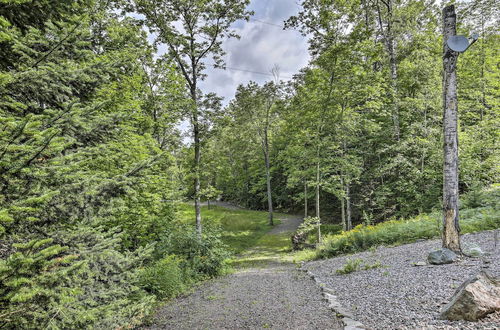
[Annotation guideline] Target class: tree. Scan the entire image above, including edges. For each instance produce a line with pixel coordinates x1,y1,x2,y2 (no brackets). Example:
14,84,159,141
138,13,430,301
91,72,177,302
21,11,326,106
227,81,282,225
135,0,251,237
442,4,461,253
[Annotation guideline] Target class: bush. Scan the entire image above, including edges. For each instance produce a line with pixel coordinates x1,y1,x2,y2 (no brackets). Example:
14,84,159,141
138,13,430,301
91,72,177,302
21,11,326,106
321,224,343,236
0,226,156,329
140,256,185,299
291,217,320,250
160,224,231,280
314,186,500,260
335,258,363,275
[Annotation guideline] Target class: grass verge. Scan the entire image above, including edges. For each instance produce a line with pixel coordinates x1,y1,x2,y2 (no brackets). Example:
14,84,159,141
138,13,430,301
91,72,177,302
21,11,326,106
292,185,500,262
176,203,285,255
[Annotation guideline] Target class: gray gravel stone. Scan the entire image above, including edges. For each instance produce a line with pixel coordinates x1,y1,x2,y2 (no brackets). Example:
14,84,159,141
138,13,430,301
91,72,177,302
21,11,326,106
147,214,341,330
304,230,500,329
148,263,342,330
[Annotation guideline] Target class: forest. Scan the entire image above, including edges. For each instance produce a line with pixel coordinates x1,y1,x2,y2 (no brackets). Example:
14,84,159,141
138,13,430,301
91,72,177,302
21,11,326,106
0,0,498,329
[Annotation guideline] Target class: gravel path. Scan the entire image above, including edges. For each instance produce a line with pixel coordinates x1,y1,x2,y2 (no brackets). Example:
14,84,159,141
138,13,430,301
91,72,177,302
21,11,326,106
148,213,341,330
304,230,500,329
269,214,303,235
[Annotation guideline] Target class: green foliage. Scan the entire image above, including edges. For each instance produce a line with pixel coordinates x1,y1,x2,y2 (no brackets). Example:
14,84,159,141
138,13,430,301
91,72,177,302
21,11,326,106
154,215,231,280
0,1,188,328
205,0,498,230
307,224,342,244
313,187,500,260
176,204,279,254
335,258,395,275
0,239,84,328
1,226,156,329
140,256,185,300
335,258,363,275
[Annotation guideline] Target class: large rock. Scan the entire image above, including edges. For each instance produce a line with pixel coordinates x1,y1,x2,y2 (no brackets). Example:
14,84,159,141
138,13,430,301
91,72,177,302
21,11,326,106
463,244,485,257
440,271,500,321
427,248,457,265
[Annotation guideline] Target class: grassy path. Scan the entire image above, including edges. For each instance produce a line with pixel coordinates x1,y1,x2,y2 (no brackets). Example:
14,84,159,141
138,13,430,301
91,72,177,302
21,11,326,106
148,207,341,330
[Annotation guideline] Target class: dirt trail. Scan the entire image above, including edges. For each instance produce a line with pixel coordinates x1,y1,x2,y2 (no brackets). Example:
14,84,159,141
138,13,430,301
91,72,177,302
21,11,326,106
148,210,341,330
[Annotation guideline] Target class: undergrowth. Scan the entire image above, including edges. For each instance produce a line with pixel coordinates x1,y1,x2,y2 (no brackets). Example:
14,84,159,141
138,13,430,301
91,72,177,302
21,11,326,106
335,258,384,275
293,185,500,261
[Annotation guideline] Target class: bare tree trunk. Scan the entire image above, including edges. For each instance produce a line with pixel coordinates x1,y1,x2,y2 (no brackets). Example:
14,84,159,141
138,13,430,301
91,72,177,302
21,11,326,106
192,85,202,239
388,35,400,141
442,4,461,253
341,176,346,231
263,131,274,226
376,0,400,141
346,182,352,230
316,149,321,243
304,180,308,218
315,158,320,218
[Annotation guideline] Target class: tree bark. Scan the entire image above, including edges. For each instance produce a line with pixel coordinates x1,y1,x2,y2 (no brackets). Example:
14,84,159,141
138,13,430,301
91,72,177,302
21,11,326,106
316,148,321,243
263,130,274,226
315,156,320,218
341,176,346,231
376,0,400,141
191,84,202,239
304,180,308,218
388,34,400,141
442,4,461,253
346,182,352,230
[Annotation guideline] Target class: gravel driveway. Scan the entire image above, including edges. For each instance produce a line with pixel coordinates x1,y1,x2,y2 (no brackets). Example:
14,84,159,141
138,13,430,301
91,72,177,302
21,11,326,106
147,214,341,330
304,230,500,329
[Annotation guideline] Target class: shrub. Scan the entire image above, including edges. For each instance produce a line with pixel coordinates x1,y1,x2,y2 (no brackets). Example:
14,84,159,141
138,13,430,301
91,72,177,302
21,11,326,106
140,256,185,299
335,258,362,275
315,186,499,260
166,225,231,280
291,217,320,250
0,226,156,329
335,258,384,275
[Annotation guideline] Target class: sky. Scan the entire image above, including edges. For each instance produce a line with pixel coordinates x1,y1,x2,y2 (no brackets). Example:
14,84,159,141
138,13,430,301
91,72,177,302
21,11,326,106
148,0,311,138
197,0,310,104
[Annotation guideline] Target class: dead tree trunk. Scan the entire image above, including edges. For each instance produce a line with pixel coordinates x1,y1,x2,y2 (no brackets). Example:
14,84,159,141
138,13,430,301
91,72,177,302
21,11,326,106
442,4,461,253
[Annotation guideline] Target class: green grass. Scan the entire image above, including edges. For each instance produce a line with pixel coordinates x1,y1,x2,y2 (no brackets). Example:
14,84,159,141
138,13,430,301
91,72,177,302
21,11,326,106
292,185,500,262
230,232,293,269
176,204,285,255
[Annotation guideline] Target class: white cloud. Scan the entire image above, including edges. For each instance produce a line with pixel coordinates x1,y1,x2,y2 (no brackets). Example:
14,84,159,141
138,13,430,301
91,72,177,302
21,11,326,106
199,0,310,104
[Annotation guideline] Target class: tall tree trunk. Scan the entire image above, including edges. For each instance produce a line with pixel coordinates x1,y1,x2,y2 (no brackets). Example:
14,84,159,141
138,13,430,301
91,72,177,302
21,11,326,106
192,84,202,239
342,140,352,230
376,0,400,141
304,180,308,218
316,148,321,243
346,182,352,230
442,4,461,253
341,175,346,231
263,131,273,226
388,35,400,141
315,157,320,218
